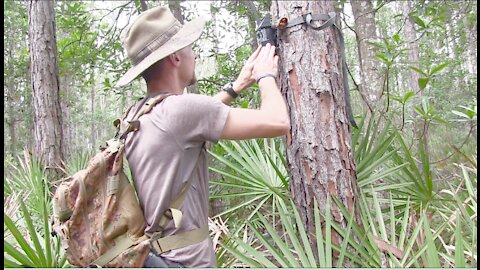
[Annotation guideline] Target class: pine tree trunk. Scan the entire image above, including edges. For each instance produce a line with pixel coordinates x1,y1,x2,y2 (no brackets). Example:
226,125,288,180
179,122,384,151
27,0,65,179
351,0,383,108
272,0,360,257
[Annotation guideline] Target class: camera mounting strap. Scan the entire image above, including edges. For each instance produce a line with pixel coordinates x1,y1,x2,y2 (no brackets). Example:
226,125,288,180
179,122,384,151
278,12,337,31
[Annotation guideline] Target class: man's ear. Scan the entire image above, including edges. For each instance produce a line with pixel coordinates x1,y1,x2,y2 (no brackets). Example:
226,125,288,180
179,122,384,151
166,53,181,67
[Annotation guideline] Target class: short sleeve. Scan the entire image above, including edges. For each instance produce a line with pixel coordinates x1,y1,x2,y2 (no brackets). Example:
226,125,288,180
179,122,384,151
164,94,230,147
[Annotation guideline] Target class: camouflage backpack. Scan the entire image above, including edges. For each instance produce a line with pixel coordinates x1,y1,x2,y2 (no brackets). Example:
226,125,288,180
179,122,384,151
52,94,209,267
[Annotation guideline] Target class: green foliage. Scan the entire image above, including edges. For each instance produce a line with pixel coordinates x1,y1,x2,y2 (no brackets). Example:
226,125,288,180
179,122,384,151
220,178,477,267
63,150,93,176
4,153,68,268
4,199,68,268
209,138,289,221
4,150,52,218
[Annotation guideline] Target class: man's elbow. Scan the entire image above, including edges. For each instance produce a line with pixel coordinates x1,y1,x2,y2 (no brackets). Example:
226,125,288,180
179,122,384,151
272,118,290,136
280,118,290,135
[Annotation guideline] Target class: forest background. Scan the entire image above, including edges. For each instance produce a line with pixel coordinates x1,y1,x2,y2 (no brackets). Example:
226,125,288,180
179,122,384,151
4,0,477,268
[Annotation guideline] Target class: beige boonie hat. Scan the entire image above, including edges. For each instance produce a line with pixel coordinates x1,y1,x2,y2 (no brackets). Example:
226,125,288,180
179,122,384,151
116,6,205,87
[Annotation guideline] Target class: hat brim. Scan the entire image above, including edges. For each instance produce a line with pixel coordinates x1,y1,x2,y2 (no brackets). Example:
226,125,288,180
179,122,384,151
115,17,205,87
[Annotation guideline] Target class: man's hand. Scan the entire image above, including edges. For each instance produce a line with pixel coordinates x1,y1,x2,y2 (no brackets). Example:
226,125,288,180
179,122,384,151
232,46,262,93
252,43,278,81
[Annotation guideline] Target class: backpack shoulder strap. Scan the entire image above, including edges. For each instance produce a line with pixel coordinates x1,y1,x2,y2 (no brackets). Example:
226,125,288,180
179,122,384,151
148,147,207,255
115,93,173,140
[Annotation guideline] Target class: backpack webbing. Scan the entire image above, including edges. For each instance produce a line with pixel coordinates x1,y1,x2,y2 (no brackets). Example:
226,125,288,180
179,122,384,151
92,93,209,266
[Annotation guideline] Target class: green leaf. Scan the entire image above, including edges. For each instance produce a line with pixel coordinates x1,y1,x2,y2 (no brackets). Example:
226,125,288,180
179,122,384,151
410,15,426,28
409,66,428,76
418,77,430,90
454,211,466,268
451,110,469,119
402,91,415,103
219,240,262,268
314,198,326,267
398,198,411,249
256,212,300,267
19,199,47,266
4,212,41,266
375,53,389,63
336,205,355,267
291,200,317,267
392,97,404,103
247,222,289,267
430,62,449,75
278,202,311,266
432,116,449,125
423,214,441,267
419,139,433,195
4,241,34,267
393,34,401,43
325,195,333,268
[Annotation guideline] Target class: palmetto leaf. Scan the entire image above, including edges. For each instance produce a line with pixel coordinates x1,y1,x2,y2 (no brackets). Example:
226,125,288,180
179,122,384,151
209,138,288,220
4,152,68,268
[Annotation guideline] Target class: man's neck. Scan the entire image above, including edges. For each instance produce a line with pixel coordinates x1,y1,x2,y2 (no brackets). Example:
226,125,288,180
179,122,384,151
146,79,185,96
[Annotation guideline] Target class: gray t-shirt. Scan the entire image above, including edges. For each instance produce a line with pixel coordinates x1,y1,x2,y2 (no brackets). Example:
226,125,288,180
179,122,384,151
124,93,229,267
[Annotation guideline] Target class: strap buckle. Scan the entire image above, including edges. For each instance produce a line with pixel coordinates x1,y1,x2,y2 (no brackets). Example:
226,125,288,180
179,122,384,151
149,226,209,255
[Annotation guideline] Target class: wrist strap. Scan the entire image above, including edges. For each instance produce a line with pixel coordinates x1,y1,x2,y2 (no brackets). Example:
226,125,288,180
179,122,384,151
256,73,276,84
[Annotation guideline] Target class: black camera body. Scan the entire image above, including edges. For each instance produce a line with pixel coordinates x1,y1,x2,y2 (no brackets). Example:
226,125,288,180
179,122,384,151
256,14,277,47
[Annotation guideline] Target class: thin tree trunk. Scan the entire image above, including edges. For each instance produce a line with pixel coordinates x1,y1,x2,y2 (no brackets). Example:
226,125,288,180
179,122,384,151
91,78,96,150
245,1,259,51
60,74,72,160
402,0,421,94
462,1,477,76
6,48,17,157
272,0,360,261
140,0,148,12
27,0,65,179
168,0,197,93
168,0,184,24
7,98,17,156
351,0,383,109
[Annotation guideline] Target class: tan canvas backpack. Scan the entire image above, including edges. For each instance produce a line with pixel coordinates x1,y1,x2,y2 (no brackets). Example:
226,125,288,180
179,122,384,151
52,94,209,267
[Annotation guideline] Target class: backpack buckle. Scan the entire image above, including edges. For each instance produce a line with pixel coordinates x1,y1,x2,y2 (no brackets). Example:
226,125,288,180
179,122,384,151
105,139,122,153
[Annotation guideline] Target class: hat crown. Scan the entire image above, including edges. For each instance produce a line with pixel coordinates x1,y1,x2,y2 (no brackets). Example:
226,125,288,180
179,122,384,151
115,6,205,87
121,6,182,65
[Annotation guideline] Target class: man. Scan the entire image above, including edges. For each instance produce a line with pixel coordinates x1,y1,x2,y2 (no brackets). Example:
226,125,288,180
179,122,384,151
117,6,289,267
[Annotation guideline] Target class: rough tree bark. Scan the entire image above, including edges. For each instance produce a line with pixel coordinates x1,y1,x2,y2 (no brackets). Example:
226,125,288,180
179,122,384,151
351,0,383,110
27,0,65,178
272,0,360,255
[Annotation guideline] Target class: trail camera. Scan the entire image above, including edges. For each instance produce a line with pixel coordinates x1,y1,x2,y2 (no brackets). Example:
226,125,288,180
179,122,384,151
256,14,277,47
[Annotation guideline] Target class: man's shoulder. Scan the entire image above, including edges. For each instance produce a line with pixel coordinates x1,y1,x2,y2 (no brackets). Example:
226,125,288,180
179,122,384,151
163,93,223,113
166,93,216,105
